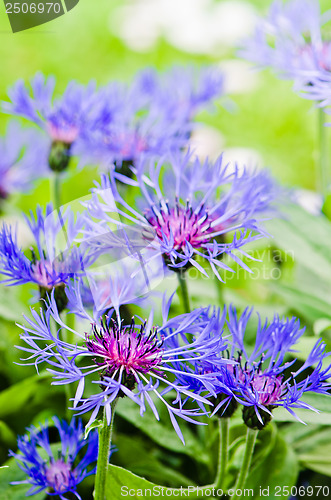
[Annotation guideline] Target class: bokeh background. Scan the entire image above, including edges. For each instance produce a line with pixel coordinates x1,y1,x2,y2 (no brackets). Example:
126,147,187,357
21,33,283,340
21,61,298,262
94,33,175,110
1,0,330,203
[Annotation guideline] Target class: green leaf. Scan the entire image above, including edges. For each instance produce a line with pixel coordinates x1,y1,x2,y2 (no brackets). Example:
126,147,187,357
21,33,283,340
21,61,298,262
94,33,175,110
106,465,164,499
85,418,103,439
274,409,331,425
314,318,331,336
267,204,331,282
106,465,217,499
0,421,16,448
281,422,323,448
298,454,331,477
0,457,46,500
299,393,331,413
269,282,331,323
284,424,331,477
297,440,331,476
293,337,331,368
274,393,331,425
275,409,331,425
0,286,28,322
0,373,64,430
116,397,210,464
114,433,195,487
0,373,50,418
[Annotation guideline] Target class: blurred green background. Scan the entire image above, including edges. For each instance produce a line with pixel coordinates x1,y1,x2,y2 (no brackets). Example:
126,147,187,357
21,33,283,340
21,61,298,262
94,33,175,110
0,0,330,197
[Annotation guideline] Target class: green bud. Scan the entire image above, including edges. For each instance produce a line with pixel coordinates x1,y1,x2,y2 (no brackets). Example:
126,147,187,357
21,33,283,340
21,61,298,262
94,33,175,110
212,393,238,419
242,405,274,430
39,284,68,314
48,141,71,172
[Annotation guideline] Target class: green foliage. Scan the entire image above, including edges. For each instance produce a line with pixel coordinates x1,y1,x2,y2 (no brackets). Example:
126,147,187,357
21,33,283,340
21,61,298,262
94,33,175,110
116,397,211,465
0,373,65,431
246,434,299,499
0,457,46,500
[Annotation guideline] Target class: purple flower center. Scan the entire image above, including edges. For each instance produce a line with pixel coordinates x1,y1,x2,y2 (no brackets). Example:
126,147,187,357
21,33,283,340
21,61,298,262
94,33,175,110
298,41,331,72
249,373,283,405
31,260,65,289
86,319,163,377
45,459,73,493
116,132,147,158
227,353,284,405
145,201,221,251
47,121,79,144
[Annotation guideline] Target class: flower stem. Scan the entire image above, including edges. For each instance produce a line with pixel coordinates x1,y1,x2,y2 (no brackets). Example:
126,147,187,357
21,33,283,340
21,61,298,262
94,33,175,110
65,312,75,347
52,172,61,210
64,313,75,419
177,272,190,313
94,400,118,500
214,418,229,490
318,107,329,199
233,428,258,500
215,277,223,307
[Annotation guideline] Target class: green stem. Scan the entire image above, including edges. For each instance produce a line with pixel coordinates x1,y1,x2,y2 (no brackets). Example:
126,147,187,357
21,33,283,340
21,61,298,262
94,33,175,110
215,277,223,307
64,385,72,420
64,313,75,419
233,428,258,500
65,312,75,346
214,418,229,490
318,107,329,198
94,400,118,500
52,172,61,210
50,315,72,419
177,272,190,313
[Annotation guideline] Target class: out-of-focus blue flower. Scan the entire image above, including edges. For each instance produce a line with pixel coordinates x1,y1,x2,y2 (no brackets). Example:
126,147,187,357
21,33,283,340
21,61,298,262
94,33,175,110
10,417,100,500
150,65,224,120
2,73,96,145
0,204,94,311
0,121,48,198
2,73,97,172
86,151,279,281
208,306,331,428
74,66,224,170
17,294,228,443
241,0,331,104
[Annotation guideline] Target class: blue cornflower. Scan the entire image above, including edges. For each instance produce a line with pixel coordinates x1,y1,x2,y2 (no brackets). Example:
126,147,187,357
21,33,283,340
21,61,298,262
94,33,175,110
2,73,96,171
150,65,224,121
17,294,228,443
86,151,279,280
209,306,331,429
241,0,331,104
0,121,48,198
0,204,94,312
75,95,187,172
10,417,100,499
74,66,224,171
